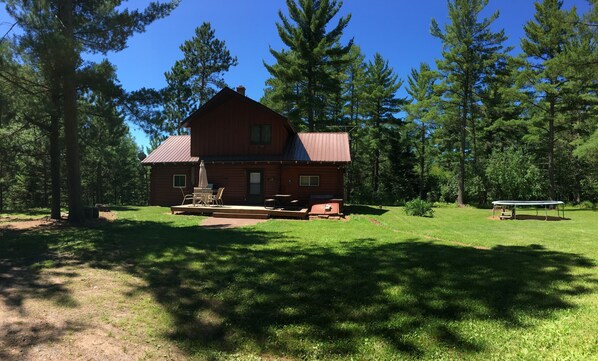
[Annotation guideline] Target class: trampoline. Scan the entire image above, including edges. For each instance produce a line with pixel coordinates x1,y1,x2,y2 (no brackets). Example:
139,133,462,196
492,200,565,220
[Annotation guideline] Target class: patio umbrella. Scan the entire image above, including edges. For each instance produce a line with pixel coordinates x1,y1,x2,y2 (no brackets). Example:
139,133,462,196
197,160,208,188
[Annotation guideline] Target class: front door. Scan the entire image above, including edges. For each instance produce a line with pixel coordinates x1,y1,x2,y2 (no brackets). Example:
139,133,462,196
247,170,263,204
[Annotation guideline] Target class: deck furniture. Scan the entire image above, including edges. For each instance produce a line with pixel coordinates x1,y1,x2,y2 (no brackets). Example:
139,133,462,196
193,188,213,206
289,199,300,210
264,198,276,209
273,194,292,207
210,187,225,206
180,188,194,205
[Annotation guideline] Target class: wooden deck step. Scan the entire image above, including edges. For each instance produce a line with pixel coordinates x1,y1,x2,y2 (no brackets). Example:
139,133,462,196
212,212,269,219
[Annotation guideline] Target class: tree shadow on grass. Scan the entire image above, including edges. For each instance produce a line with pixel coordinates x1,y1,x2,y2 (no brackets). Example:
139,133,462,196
0,319,86,361
1,218,596,359
0,227,80,315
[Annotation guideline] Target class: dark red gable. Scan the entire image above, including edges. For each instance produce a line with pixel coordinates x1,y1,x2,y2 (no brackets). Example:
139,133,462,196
183,87,295,158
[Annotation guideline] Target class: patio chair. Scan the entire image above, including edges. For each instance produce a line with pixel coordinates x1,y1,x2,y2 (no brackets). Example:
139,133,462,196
180,188,193,205
211,187,225,206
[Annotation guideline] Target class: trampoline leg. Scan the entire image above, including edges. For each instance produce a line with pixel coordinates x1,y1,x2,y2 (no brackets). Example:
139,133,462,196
545,206,548,221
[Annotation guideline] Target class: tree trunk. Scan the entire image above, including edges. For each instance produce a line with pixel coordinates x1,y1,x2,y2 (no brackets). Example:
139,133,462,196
373,147,380,193
470,100,478,173
548,95,556,200
0,160,3,212
60,0,84,224
49,111,61,220
307,71,315,131
458,95,467,206
0,97,3,211
419,123,426,199
373,114,380,195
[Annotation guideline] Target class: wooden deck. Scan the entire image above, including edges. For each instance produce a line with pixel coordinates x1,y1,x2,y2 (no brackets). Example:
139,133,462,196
170,204,309,219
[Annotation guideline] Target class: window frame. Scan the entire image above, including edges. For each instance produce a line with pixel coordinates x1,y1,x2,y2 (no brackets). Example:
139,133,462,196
299,175,320,187
172,174,187,188
250,124,272,145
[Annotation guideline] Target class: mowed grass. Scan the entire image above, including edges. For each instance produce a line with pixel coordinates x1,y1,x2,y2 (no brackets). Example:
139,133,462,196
1,205,597,360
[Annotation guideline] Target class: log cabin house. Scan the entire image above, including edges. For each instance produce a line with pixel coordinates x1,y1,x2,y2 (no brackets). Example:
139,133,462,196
141,87,351,207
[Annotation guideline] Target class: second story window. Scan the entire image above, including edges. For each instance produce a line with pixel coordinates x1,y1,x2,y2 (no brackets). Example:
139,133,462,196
250,124,271,144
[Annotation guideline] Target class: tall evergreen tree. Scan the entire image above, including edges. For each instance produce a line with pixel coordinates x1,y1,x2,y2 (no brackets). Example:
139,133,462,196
162,22,237,136
264,0,353,131
520,0,579,200
431,0,509,205
343,45,367,125
558,1,598,201
163,61,193,136
4,0,178,223
339,45,366,201
363,53,403,195
405,63,438,198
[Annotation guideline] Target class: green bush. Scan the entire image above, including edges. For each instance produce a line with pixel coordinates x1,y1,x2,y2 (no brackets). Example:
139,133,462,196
579,200,595,210
485,148,544,200
404,199,435,217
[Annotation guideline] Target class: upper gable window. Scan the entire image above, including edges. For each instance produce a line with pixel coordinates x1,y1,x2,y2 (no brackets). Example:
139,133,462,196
250,125,271,144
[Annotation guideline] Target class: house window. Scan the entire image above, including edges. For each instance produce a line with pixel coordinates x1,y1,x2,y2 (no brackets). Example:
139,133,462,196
250,124,271,144
173,174,186,188
299,175,320,187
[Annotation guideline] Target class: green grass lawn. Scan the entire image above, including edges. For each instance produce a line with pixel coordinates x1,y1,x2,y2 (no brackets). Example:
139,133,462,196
1,205,597,360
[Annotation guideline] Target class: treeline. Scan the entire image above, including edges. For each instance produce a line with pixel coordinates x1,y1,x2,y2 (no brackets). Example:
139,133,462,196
0,1,179,220
0,0,596,220
262,0,598,205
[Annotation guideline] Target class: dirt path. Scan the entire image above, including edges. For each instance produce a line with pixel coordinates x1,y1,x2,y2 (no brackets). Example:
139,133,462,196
0,264,186,360
0,212,117,232
0,211,188,360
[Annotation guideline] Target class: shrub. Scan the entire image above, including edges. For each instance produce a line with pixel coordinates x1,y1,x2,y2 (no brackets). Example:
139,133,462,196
404,199,435,217
485,149,544,200
579,200,595,210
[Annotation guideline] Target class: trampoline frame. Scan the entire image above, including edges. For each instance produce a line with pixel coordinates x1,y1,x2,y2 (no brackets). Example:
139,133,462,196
491,200,565,220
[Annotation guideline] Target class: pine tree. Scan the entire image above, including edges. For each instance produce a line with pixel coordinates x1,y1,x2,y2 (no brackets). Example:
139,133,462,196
520,0,578,200
264,0,353,131
343,45,367,126
163,61,193,135
162,22,237,137
5,0,178,223
558,1,598,201
405,63,438,198
363,53,403,195
431,0,509,205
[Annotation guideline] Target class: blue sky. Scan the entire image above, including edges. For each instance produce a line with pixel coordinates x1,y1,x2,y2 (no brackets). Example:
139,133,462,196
0,0,591,149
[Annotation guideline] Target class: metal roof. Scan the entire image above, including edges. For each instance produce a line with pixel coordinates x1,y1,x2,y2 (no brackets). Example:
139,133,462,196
284,132,351,163
141,135,199,164
142,132,351,165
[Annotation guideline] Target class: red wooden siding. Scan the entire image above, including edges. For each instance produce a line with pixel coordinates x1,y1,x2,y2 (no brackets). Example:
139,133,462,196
149,164,194,206
203,163,281,204
148,163,344,206
280,165,345,202
190,96,292,157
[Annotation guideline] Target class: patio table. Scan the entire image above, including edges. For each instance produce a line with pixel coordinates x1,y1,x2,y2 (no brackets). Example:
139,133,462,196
193,188,216,206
